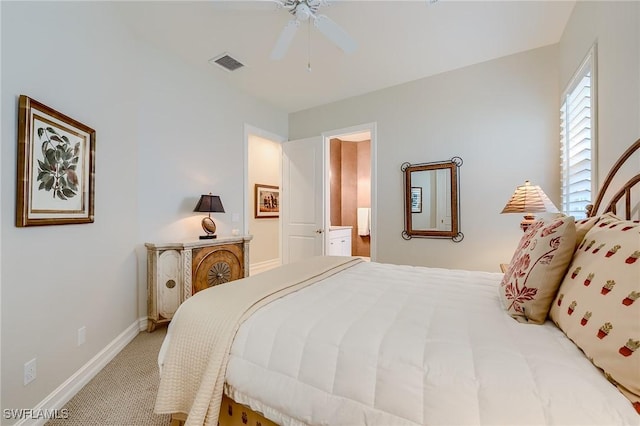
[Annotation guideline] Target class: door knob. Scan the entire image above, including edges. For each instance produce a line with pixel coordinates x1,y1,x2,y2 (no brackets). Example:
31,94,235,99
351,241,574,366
315,229,324,234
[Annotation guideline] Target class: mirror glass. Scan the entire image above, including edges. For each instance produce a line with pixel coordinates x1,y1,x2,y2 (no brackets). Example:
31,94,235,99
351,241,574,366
403,159,462,241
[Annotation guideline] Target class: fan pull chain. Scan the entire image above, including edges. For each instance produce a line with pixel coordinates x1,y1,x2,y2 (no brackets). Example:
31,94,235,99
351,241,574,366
307,21,312,72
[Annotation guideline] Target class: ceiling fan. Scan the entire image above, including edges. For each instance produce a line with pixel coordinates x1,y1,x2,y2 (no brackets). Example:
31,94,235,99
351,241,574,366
270,0,357,60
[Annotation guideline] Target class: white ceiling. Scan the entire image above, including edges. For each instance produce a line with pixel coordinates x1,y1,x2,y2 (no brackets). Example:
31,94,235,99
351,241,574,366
115,0,575,113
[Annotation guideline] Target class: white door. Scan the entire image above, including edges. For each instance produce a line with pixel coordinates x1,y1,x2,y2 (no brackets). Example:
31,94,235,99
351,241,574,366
282,136,324,264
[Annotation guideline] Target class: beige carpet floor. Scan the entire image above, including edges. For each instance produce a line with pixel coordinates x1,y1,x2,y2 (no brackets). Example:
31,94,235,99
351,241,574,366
46,328,171,426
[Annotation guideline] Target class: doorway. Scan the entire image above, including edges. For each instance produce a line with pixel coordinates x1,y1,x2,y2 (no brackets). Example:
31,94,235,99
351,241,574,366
246,123,376,267
323,123,376,260
244,125,285,275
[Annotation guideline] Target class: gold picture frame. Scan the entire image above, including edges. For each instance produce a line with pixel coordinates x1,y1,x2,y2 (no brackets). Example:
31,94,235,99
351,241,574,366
16,95,96,226
255,184,279,218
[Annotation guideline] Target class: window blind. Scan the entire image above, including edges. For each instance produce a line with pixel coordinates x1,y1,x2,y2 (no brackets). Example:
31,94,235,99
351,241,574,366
561,52,595,219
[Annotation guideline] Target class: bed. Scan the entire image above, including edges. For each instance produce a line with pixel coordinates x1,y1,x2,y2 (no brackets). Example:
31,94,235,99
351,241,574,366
155,138,640,426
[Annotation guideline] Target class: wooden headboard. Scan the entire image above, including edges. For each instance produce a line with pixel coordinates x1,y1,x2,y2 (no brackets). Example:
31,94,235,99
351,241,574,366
587,138,640,220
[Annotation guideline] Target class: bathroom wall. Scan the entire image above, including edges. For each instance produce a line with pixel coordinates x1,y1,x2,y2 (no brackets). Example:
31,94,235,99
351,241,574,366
330,138,371,257
354,140,371,257
330,139,342,226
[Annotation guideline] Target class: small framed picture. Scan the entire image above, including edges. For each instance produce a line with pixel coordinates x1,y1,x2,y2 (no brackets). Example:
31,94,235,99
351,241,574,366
411,187,422,213
255,184,279,218
16,95,96,226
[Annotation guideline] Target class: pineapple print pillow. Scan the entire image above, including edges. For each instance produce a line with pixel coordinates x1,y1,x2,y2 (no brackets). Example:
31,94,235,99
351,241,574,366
499,215,576,324
574,215,601,251
550,214,640,413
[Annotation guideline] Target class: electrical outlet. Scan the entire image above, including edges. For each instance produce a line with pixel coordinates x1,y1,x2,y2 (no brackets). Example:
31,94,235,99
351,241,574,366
77,326,86,346
24,358,36,385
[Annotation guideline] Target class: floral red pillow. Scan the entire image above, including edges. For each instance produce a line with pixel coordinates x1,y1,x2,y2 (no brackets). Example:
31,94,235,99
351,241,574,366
499,216,576,324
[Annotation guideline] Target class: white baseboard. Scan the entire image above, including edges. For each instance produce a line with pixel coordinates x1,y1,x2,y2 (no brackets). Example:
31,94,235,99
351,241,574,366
250,258,281,275
138,316,149,332
13,319,143,426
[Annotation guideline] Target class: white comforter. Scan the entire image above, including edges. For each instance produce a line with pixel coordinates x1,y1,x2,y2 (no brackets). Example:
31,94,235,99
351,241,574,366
223,261,639,425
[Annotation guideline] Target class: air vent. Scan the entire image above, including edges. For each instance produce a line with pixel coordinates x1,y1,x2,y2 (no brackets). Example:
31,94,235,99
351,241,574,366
209,53,244,72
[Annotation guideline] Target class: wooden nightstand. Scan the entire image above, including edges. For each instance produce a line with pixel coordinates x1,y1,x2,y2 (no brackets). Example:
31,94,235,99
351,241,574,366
145,236,252,332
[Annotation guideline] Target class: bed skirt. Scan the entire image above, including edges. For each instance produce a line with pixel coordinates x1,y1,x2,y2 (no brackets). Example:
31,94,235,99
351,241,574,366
170,395,277,426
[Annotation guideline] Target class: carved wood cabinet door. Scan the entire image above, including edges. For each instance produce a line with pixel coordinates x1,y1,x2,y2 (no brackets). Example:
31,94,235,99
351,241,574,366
192,243,244,294
146,237,251,332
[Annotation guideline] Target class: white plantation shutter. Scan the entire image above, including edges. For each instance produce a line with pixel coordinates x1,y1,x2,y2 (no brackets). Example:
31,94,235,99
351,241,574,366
561,47,597,219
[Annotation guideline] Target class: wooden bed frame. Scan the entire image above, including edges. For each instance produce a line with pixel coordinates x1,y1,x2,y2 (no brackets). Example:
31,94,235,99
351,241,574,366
170,395,276,426
587,137,640,220
169,138,640,426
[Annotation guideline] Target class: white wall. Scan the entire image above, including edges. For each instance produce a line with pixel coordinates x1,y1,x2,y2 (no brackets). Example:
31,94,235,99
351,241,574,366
1,1,287,418
134,40,287,317
0,0,4,414
558,1,640,200
136,51,287,245
1,2,139,417
248,135,281,269
291,46,560,272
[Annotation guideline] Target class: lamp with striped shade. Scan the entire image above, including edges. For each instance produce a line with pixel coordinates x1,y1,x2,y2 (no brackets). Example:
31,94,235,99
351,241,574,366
501,181,559,232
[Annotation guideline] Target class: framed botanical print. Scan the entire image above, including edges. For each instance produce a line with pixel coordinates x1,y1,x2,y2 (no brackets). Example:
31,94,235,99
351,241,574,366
16,95,96,226
255,184,279,218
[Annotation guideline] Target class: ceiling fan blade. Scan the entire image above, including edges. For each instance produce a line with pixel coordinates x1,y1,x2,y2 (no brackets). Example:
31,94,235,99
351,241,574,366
270,19,300,60
313,14,357,54
210,0,284,13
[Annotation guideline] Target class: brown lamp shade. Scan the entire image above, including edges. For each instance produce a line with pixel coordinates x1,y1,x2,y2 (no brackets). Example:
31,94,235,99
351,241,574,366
194,194,225,213
194,194,225,239
501,181,559,231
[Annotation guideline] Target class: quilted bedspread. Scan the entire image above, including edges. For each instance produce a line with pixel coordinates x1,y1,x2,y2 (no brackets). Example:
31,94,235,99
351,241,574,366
155,256,363,426
224,261,640,425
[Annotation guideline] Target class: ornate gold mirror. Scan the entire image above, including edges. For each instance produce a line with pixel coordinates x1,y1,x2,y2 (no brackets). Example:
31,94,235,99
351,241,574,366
401,157,463,242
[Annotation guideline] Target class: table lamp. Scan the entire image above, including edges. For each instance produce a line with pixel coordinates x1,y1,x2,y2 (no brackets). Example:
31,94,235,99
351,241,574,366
194,193,225,239
501,181,559,232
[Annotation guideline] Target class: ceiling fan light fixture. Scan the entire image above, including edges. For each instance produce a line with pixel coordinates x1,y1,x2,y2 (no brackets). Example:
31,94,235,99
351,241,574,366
271,0,357,61
295,3,311,21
